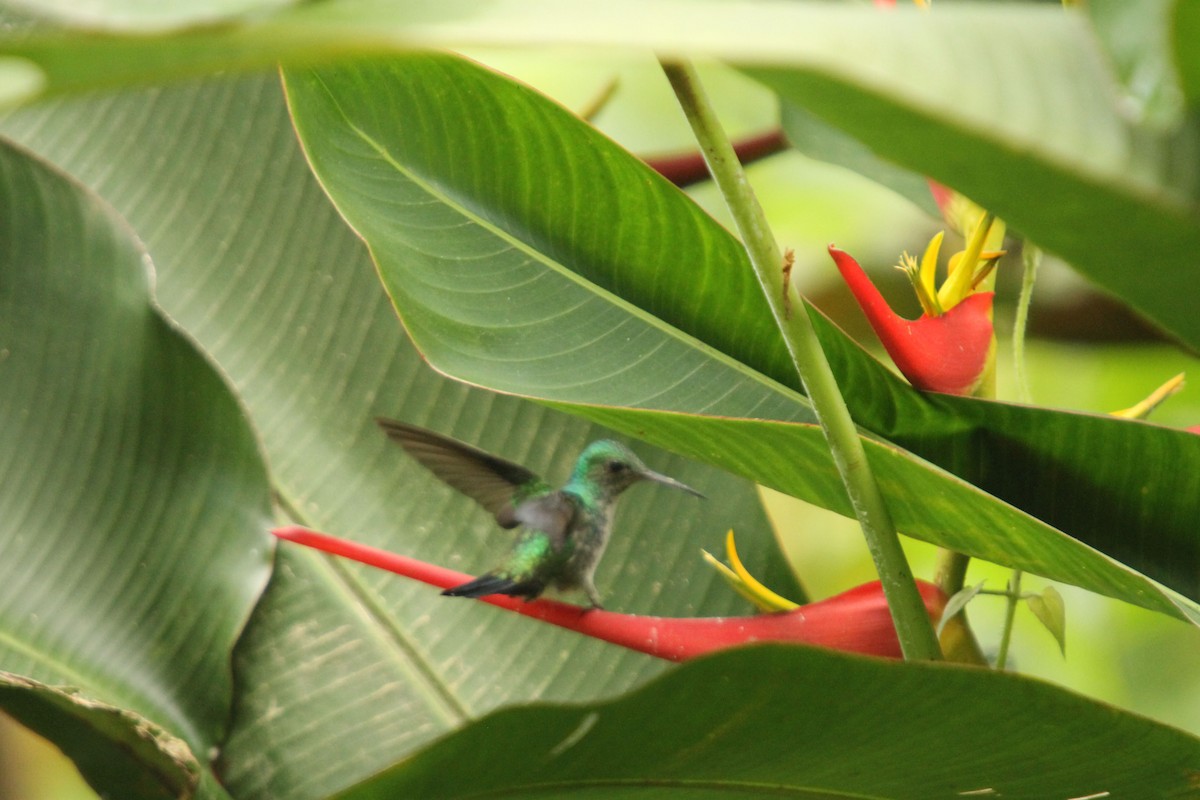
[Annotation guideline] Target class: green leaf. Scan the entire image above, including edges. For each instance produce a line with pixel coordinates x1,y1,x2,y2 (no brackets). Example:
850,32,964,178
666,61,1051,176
5,0,298,31
779,100,940,216
282,54,1200,620
333,645,1200,800
1027,586,1068,656
0,137,271,798
6,2,1193,604
0,8,1194,797
0,55,44,106
2,1,1198,343
1086,0,1184,130
0,676,196,800
746,5,1200,350
1173,0,1200,107
0,673,199,800
0,74,795,799
937,581,986,637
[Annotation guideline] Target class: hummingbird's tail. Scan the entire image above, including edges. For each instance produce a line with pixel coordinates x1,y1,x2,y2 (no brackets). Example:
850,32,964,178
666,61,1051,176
442,573,545,601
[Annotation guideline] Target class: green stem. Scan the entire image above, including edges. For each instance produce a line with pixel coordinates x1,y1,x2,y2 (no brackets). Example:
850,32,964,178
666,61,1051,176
977,589,1037,599
933,547,986,665
935,549,971,600
933,227,1015,636
1014,243,1041,403
995,569,1023,670
661,60,941,662
980,243,1058,666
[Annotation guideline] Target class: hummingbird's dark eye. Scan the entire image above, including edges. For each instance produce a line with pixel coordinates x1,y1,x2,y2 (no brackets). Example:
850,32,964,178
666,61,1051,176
606,460,627,474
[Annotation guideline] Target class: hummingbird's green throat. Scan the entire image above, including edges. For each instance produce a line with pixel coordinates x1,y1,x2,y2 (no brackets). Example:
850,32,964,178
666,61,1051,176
377,418,703,609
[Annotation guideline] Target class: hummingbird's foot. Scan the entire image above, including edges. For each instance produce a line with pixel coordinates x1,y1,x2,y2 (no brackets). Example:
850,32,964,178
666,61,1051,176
583,583,604,610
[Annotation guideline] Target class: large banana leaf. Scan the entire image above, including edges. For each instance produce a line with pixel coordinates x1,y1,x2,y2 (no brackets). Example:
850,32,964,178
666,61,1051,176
775,0,1193,230
7,1,1190,599
0,73,794,800
744,5,1200,351
1,1,1198,350
778,99,938,215
335,646,1200,800
0,2,1196,797
283,54,1200,622
1176,0,1200,104
0,138,272,798
1,0,293,30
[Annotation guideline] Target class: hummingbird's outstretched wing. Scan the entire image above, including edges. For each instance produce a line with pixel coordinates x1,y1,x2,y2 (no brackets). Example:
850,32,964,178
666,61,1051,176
376,418,552,528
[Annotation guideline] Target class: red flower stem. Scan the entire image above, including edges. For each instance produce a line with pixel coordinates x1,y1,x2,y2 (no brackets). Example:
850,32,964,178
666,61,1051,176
276,526,478,592
273,527,945,661
644,128,788,187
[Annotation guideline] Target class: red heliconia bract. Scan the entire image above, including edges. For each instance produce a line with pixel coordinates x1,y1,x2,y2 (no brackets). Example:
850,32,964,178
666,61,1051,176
927,180,956,219
829,245,994,395
273,527,946,661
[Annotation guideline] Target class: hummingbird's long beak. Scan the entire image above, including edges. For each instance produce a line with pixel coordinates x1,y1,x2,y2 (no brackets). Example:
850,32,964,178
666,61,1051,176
642,470,705,499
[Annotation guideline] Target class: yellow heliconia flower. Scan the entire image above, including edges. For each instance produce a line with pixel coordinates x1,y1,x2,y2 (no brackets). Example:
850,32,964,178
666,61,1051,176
897,206,1006,317
1111,373,1185,420
701,530,798,613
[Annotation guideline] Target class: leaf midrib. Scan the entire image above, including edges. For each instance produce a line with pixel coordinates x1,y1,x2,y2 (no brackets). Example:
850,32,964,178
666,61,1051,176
271,487,473,727
299,68,816,421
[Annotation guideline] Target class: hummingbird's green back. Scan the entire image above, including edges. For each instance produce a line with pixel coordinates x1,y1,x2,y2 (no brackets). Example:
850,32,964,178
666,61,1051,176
377,420,701,608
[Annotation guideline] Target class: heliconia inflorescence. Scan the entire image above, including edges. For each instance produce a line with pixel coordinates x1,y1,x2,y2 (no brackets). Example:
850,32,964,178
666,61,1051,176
829,184,1006,396
273,527,947,661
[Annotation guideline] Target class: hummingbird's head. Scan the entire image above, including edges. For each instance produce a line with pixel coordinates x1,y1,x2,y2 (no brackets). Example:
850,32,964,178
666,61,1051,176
569,440,704,501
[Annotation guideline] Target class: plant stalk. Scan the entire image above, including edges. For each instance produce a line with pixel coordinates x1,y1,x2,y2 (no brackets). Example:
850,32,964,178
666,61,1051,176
661,59,941,662
1014,243,1041,403
934,550,971,600
996,569,1023,670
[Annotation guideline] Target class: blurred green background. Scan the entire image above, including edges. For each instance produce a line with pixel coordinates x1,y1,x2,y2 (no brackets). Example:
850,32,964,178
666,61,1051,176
3,55,1197,799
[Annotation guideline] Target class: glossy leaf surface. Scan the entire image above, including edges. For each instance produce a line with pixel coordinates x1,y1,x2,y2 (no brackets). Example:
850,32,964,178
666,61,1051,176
0,1,1195,351
336,645,1200,800
0,137,270,798
0,73,792,800
747,5,1200,349
0,1,1195,796
285,55,1200,619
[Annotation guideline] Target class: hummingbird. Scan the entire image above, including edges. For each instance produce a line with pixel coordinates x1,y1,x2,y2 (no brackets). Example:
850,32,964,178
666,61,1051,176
376,418,703,609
